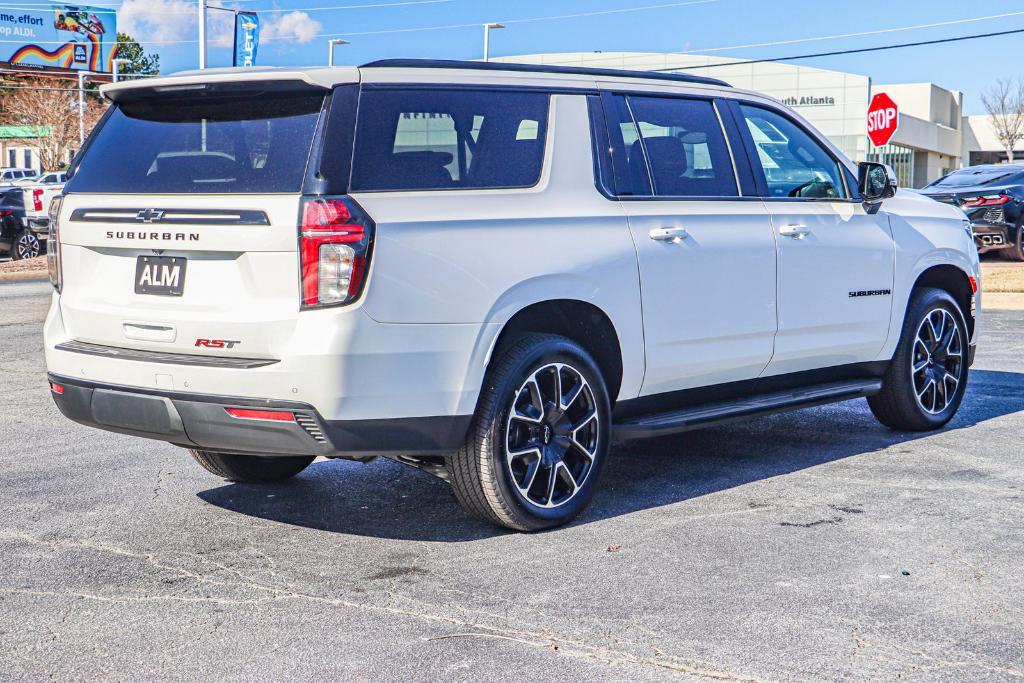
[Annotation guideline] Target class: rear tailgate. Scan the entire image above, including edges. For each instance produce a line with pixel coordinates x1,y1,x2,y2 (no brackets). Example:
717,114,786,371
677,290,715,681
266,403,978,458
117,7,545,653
56,81,333,361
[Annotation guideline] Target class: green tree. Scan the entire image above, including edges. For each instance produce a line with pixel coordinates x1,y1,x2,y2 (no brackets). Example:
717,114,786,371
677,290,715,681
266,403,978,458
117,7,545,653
114,32,160,78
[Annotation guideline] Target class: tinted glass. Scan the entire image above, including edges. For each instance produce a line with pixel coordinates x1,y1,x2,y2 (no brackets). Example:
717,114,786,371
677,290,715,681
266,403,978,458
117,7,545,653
67,93,325,194
927,167,1024,188
602,95,651,196
740,104,847,199
626,96,736,197
350,90,548,191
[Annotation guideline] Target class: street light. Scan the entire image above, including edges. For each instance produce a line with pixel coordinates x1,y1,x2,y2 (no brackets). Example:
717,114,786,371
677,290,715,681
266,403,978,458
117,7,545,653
483,22,504,62
76,70,98,145
327,38,350,66
198,0,207,69
111,58,129,83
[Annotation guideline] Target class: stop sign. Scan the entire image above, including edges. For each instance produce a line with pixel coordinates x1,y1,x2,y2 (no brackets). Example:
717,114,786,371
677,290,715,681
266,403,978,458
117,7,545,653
867,92,899,147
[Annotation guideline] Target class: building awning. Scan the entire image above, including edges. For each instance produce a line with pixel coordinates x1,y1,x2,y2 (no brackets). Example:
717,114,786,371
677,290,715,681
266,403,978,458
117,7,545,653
0,125,51,139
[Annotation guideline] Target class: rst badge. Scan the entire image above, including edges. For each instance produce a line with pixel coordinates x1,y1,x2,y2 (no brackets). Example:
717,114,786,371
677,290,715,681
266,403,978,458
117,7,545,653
135,256,187,296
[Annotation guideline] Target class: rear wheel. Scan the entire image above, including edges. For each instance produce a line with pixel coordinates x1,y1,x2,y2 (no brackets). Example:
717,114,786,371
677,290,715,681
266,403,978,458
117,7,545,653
448,334,611,532
868,287,969,431
1001,224,1024,262
188,449,314,483
11,229,41,260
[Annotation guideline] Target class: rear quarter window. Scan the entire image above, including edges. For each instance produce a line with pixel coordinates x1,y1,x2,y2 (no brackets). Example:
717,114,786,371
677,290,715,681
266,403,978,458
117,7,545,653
66,92,326,194
349,89,549,192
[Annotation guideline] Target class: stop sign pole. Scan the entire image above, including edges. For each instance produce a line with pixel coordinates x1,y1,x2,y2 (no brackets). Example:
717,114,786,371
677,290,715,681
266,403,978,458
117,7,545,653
867,92,899,148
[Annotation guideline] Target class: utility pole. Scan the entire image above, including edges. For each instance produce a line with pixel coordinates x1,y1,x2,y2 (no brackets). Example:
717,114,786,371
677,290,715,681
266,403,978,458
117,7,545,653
327,38,349,66
198,0,207,69
77,71,96,145
483,23,504,62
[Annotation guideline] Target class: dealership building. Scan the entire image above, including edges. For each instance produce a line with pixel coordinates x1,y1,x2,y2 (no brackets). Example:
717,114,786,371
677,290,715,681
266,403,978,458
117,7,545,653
493,52,1000,189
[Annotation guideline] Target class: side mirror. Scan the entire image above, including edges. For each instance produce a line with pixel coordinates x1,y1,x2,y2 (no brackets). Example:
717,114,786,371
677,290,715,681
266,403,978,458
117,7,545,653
858,162,898,203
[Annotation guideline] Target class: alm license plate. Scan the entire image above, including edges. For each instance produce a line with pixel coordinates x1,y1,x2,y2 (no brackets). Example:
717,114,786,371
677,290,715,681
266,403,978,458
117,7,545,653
135,256,187,296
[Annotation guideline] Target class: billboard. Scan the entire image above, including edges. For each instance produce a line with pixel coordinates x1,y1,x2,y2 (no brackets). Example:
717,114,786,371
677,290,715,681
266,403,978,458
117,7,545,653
0,4,118,73
233,12,259,67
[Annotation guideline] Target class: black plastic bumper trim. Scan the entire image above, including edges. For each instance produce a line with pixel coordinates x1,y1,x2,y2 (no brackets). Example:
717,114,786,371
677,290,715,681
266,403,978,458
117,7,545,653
47,374,471,457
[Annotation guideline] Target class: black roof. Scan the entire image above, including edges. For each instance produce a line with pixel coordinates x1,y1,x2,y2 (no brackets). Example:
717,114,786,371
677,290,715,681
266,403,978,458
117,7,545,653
359,58,730,88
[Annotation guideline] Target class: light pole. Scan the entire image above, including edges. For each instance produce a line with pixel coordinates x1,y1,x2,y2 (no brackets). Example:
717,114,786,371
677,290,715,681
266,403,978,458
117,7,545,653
76,70,97,145
111,58,129,83
198,0,207,69
483,22,504,62
327,38,349,66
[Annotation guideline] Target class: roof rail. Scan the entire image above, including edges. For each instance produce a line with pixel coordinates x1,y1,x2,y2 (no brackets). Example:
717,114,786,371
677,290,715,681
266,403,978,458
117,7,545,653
358,58,731,88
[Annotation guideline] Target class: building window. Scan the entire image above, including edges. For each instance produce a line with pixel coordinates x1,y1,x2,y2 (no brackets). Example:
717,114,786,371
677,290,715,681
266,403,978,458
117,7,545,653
23,149,32,169
7,149,15,167
868,143,914,188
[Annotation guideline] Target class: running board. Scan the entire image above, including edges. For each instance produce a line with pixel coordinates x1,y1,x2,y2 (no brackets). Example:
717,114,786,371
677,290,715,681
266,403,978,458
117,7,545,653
613,379,883,440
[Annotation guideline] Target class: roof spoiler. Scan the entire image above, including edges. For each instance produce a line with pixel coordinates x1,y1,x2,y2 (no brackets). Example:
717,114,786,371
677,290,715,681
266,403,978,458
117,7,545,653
101,67,358,102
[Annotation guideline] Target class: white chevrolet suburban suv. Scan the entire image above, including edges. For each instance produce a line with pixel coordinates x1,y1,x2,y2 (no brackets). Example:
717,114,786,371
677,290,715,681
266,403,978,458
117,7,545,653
45,60,980,531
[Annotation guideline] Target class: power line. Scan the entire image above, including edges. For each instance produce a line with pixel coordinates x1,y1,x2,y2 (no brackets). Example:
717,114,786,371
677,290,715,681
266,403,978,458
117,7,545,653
0,0,454,16
655,26,1024,72
0,0,719,43
680,10,1024,54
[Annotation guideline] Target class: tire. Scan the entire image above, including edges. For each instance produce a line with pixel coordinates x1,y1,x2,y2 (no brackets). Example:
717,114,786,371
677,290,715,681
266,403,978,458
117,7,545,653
448,334,611,532
868,287,970,432
11,229,41,261
188,449,315,483
1001,224,1024,262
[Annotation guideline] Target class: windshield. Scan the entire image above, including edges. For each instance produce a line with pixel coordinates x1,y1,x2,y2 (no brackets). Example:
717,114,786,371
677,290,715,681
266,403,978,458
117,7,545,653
927,167,1024,189
66,92,325,194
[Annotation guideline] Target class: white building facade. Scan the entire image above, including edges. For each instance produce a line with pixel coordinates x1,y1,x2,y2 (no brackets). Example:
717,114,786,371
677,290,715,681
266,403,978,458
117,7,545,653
493,52,966,188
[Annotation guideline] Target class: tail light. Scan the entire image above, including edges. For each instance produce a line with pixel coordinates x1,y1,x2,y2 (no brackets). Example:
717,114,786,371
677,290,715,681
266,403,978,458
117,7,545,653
32,188,43,212
299,196,374,308
47,196,62,292
962,194,1010,207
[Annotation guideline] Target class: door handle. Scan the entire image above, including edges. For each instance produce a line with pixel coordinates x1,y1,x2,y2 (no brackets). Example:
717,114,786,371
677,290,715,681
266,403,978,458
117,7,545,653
779,224,811,239
649,227,689,243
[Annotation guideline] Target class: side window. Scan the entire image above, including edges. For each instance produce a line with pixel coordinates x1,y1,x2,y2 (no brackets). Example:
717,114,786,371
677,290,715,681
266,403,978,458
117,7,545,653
627,96,737,197
350,90,549,192
601,94,651,196
739,104,847,200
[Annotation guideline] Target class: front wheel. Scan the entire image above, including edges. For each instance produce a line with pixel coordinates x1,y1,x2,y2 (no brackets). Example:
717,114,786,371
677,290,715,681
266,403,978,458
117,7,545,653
868,287,970,431
188,449,315,483
448,334,611,531
11,229,41,260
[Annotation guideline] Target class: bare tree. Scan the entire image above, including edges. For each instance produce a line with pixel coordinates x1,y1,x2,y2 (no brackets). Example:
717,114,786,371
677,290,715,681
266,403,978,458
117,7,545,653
0,78,107,171
981,78,1024,163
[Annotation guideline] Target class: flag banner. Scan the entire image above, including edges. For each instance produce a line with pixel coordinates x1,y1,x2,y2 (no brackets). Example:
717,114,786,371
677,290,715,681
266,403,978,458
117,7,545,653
233,12,260,67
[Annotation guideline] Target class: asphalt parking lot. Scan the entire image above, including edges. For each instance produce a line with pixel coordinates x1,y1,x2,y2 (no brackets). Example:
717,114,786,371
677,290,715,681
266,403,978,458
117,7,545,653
1,279,1022,681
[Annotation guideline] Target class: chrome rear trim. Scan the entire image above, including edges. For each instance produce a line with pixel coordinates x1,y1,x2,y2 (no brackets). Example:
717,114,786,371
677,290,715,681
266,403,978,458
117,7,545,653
55,340,279,369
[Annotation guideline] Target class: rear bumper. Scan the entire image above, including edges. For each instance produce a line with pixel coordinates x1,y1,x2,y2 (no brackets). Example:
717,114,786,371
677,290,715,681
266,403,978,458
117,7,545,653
970,221,1013,251
48,373,471,457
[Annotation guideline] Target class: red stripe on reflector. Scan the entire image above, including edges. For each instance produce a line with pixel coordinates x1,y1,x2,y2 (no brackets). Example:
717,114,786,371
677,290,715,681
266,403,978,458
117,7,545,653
225,408,295,422
50,382,65,395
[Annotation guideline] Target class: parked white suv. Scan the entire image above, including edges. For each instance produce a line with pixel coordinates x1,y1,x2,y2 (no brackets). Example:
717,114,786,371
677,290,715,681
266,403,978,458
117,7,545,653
45,60,980,530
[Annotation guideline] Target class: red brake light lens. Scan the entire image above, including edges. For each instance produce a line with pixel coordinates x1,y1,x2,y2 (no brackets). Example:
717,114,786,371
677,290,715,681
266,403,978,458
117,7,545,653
299,197,373,308
963,194,1010,207
32,188,43,212
225,408,296,422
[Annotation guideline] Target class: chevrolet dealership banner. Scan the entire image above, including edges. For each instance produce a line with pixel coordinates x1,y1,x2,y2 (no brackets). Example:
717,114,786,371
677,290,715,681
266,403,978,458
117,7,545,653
233,12,260,67
0,4,117,72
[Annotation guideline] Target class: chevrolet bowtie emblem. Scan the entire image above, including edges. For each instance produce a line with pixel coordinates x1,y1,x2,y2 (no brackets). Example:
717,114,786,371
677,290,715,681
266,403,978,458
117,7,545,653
136,209,166,223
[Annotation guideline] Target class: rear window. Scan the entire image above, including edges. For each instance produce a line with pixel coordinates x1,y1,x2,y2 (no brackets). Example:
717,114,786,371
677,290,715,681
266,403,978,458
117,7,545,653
350,90,549,192
927,167,1024,189
66,92,325,194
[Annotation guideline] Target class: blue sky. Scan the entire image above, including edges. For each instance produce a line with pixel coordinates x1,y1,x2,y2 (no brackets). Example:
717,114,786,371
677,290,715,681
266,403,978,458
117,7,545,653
116,0,1024,114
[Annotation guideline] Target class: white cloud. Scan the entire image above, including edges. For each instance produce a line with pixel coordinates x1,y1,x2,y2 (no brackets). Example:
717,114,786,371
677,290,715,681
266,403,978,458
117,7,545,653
118,0,240,48
262,11,322,44
119,0,192,43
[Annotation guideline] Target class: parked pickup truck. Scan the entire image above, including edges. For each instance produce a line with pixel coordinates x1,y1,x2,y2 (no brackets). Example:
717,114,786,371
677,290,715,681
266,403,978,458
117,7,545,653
0,184,61,260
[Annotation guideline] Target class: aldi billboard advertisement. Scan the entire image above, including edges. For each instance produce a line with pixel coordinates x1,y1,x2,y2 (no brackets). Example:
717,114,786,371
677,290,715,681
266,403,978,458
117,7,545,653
0,4,117,73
